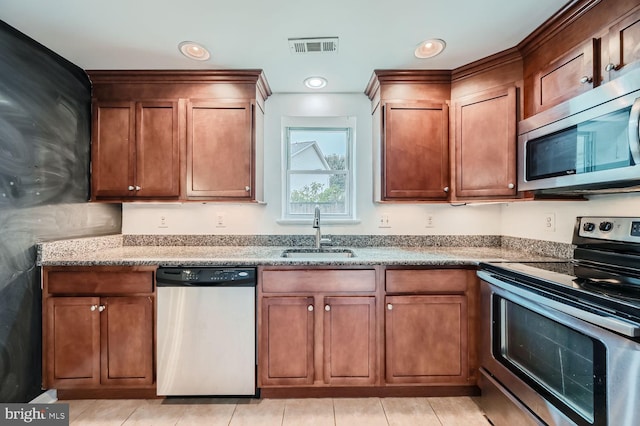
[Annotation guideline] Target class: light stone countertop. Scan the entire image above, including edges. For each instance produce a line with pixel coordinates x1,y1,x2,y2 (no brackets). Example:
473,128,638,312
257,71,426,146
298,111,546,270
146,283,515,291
38,243,563,267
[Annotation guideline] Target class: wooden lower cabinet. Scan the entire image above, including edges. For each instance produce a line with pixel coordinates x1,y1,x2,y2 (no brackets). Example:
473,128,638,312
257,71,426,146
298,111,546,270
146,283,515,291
42,266,155,397
385,295,467,383
258,268,378,388
260,296,315,385
384,268,479,387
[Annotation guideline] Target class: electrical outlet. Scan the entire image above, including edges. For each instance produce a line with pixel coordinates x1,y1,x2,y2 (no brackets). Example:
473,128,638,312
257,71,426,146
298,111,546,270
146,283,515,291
216,212,226,228
426,214,436,228
158,215,169,229
378,214,391,228
544,212,556,232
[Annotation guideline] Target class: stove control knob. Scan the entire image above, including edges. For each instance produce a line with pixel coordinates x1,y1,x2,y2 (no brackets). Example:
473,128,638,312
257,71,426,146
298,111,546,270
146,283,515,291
599,221,613,232
583,222,596,232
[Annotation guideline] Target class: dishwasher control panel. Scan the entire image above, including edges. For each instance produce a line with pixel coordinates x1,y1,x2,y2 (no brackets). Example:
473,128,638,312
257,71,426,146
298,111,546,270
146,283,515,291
156,267,256,287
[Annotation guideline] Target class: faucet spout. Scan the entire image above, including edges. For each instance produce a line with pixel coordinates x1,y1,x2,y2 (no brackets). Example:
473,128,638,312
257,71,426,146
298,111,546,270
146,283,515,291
313,206,321,249
313,205,320,229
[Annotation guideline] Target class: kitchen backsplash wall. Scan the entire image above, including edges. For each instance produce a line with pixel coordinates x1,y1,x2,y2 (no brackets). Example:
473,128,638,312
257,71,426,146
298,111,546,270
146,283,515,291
0,22,121,403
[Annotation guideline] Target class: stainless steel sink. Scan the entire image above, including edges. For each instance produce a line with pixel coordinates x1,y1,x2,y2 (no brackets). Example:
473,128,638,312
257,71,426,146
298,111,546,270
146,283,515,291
280,248,355,258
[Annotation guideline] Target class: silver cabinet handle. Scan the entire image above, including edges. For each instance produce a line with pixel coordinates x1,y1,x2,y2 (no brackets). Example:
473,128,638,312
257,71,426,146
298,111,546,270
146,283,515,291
443,187,449,193
605,63,618,72
387,303,393,310
580,76,593,84
128,185,135,191
325,305,331,312
90,305,98,311
245,186,251,192
307,305,314,312
135,186,141,191
98,305,106,312
508,183,515,189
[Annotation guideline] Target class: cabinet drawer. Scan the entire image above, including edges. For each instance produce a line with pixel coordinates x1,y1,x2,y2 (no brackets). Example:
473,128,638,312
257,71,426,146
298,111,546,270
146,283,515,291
47,271,154,295
262,269,376,293
386,269,468,293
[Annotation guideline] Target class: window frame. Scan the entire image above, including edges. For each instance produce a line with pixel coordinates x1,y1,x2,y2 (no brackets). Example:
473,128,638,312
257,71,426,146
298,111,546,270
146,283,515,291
280,116,356,223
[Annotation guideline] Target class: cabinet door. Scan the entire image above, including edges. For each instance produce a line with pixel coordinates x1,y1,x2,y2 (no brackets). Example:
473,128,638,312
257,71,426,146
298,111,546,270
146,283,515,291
454,86,517,198
260,297,314,386
533,39,597,114
606,7,640,80
135,101,180,198
186,100,254,199
323,296,376,385
92,102,135,198
382,102,449,200
46,297,101,388
101,296,154,386
385,295,468,384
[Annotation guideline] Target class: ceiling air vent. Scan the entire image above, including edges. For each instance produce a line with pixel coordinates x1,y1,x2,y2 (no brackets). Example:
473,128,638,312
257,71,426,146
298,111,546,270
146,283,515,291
288,37,339,54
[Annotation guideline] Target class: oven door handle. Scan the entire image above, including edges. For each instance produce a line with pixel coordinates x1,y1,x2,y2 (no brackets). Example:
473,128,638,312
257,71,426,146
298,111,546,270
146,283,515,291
478,270,640,337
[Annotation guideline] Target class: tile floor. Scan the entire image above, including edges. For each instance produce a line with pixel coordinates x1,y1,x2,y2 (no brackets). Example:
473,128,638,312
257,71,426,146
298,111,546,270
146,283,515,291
63,396,490,425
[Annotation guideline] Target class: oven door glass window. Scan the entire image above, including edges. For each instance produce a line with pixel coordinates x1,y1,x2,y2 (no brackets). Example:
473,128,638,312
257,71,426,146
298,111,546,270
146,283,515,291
493,296,607,426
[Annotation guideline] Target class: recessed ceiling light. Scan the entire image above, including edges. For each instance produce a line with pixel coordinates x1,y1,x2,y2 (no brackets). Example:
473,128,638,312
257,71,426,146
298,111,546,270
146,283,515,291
178,41,210,61
304,76,328,89
414,38,446,59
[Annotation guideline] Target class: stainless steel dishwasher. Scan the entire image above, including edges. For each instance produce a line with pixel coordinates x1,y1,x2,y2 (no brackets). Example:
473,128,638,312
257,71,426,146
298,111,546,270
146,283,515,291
156,267,256,396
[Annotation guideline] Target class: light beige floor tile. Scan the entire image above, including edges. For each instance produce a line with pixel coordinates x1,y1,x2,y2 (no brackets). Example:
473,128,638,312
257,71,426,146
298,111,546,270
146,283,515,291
334,397,388,426
282,398,335,426
175,403,237,425
60,399,97,423
229,398,286,426
71,399,148,425
381,397,441,426
428,397,489,426
122,402,186,425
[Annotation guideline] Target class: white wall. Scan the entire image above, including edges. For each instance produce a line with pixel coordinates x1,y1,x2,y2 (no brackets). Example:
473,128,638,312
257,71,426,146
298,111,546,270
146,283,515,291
500,193,640,243
123,93,502,236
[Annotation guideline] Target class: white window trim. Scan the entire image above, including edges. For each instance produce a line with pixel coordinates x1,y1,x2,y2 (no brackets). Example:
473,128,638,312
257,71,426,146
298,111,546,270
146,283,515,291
280,116,357,223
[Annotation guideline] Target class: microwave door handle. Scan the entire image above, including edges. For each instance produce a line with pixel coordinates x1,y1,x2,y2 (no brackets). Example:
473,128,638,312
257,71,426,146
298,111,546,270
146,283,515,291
629,97,640,165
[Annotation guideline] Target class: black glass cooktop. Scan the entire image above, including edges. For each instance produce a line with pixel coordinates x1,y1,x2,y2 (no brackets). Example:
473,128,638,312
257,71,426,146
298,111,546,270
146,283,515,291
480,261,640,321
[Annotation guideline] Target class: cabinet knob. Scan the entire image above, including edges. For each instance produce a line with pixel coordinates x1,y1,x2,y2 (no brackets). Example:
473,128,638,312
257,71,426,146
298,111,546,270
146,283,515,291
443,187,449,193
307,305,314,312
98,305,106,312
135,186,141,191
508,183,515,189
387,303,393,310
128,185,135,191
605,63,618,72
90,305,98,311
324,305,331,312
245,186,251,192
579,76,593,84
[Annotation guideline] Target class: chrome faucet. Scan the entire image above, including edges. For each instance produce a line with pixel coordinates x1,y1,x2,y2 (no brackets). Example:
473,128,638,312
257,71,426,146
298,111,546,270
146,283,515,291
313,205,331,249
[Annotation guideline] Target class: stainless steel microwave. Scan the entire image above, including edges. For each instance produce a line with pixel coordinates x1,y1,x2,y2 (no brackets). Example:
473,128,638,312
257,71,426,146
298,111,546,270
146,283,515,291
518,68,640,193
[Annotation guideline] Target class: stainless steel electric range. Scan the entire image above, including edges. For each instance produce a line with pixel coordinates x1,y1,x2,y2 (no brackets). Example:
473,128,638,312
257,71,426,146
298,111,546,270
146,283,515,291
478,216,640,426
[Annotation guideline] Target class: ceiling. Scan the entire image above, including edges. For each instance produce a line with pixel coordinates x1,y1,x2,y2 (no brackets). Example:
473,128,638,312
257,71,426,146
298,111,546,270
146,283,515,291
1,0,567,93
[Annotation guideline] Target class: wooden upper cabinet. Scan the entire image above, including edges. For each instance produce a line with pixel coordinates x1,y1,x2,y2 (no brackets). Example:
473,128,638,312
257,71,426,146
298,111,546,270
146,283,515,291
186,100,254,199
604,6,640,80
88,70,271,202
91,100,179,200
454,85,517,198
532,38,598,114
383,101,450,200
